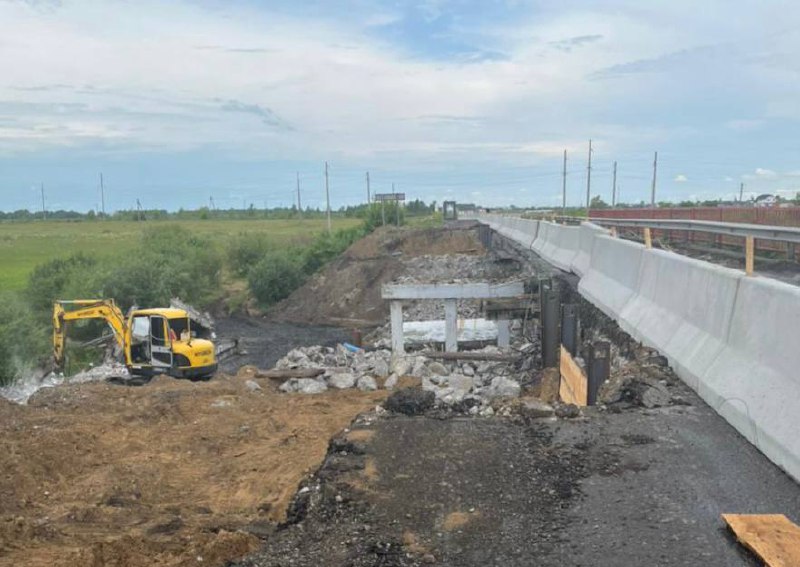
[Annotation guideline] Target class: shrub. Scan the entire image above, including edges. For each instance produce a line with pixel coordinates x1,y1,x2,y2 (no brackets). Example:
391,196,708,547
247,251,305,307
25,253,97,313
227,233,276,277
0,292,49,385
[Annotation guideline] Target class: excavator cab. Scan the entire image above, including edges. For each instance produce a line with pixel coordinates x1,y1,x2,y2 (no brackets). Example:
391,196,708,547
54,300,217,379
124,308,216,378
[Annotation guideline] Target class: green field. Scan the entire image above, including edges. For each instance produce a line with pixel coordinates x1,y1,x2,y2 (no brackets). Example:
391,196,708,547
0,218,360,292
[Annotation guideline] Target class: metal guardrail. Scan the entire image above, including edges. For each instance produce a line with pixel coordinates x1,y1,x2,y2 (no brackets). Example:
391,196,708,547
586,217,800,244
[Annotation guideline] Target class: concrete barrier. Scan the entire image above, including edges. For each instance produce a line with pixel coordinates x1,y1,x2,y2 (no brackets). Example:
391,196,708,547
702,277,800,481
477,212,800,483
578,235,644,319
571,222,607,277
619,250,742,390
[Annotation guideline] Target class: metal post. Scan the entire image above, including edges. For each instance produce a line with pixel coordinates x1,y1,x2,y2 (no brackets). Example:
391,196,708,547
560,304,578,356
444,299,458,353
562,149,567,215
611,161,617,207
540,279,559,368
587,341,610,406
650,151,658,208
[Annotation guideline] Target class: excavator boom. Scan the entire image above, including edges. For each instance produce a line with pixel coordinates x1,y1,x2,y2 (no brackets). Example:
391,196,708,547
53,299,127,369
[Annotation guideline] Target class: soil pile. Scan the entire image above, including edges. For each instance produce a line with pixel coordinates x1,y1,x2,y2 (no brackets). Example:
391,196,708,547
269,226,485,326
0,372,385,566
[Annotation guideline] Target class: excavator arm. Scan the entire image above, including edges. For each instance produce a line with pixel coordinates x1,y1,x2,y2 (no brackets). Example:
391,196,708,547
53,299,127,369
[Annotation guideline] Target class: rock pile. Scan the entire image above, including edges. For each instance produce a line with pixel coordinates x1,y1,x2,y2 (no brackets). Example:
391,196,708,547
274,344,532,416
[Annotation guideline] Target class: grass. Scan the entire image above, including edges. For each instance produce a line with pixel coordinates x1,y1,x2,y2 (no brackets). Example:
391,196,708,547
0,218,360,292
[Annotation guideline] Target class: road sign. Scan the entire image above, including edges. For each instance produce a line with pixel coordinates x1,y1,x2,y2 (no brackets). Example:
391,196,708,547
374,193,406,202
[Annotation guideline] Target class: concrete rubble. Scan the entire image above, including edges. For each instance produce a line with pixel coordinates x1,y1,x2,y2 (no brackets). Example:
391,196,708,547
273,343,530,414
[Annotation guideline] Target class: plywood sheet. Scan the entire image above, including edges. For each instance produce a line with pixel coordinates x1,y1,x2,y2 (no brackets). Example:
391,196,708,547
559,345,587,406
723,514,800,567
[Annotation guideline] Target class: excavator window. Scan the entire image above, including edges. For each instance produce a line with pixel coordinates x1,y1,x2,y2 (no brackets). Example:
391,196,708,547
130,316,150,364
169,318,190,341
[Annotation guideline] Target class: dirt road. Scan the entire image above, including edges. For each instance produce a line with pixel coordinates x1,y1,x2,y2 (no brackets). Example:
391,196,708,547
236,382,800,566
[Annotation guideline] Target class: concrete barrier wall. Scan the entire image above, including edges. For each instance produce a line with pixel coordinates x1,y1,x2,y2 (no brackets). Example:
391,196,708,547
578,235,644,319
479,213,800,483
703,277,800,480
571,222,608,277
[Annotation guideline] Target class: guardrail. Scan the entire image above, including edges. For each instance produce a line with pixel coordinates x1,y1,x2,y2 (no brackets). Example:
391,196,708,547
587,217,800,244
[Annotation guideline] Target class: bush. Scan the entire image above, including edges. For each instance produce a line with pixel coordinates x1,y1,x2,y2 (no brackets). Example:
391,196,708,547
0,292,49,385
247,251,306,307
363,203,404,231
227,233,276,277
26,253,97,313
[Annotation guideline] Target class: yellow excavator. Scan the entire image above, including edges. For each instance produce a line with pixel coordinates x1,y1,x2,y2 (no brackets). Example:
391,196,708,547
53,299,217,378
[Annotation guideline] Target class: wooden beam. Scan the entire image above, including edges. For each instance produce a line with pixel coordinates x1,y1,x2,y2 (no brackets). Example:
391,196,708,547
644,227,653,249
559,345,588,406
723,514,800,567
746,235,755,276
421,351,521,362
256,368,325,380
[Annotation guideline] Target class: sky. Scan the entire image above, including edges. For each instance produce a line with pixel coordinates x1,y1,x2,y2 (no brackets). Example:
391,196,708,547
0,0,799,212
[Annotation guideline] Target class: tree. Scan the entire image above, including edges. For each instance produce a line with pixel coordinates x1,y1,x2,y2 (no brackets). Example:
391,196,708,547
589,195,609,209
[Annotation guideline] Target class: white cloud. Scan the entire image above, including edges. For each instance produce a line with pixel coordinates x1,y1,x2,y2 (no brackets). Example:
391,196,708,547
755,168,777,178
674,174,688,182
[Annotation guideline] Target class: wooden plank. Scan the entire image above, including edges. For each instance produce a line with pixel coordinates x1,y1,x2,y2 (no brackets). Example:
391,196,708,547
644,227,653,249
421,351,521,362
559,345,587,406
256,368,325,380
723,514,800,567
745,235,755,276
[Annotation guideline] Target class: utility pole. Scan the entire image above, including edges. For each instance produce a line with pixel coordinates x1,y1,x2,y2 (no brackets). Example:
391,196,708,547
585,139,592,210
561,149,567,215
611,161,617,207
650,151,658,208
99,173,106,217
740,182,745,203
136,198,143,221
324,161,331,234
296,172,302,217
381,195,386,226
366,171,371,204
40,182,46,221
393,183,399,226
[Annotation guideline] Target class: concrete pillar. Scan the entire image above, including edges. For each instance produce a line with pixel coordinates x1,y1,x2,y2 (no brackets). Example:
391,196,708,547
390,300,404,354
496,320,510,348
444,299,458,352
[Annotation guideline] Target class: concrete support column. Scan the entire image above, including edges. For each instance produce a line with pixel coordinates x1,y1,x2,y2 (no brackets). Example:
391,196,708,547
390,300,404,354
496,320,510,348
444,299,458,353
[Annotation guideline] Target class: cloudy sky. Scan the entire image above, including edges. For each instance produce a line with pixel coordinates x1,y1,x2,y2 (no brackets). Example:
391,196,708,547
0,0,798,212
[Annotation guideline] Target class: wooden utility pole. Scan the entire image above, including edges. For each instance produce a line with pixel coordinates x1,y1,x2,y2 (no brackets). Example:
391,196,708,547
650,151,658,208
366,171,371,204
296,172,302,217
99,173,106,217
740,182,744,202
612,161,617,207
393,183,399,226
561,149,567,215
324,161,331,234
40,182,46,221
585,139,592,210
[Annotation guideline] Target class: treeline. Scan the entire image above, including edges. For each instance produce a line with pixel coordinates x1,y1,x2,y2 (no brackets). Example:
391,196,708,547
0,202,408,385
0,198,437,222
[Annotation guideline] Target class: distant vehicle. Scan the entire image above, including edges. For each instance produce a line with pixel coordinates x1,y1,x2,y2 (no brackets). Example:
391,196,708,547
53,299,217,378
754,194,778,208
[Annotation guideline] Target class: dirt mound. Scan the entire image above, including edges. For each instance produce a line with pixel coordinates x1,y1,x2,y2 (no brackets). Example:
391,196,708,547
269,226,485,326
0,374,385,566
